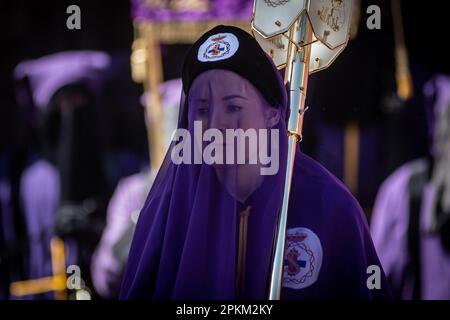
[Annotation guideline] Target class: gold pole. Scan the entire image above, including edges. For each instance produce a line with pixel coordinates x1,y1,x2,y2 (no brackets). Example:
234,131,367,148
145,25,166,171
51,238,67,300
343,121,360,195
269,14,313,300
391,0,413,101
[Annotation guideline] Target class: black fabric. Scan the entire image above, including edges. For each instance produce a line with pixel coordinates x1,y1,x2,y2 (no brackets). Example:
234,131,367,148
406,159,450,300
407,164,428,300
0,195,7,300
40,83,106,202
434,187,450,252
182,25,283,108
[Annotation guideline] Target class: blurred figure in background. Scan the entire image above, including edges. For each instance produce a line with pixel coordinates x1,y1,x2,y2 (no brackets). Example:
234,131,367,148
91,79,181,299
371,74,450,300
0,93,28,300
13,51,112,299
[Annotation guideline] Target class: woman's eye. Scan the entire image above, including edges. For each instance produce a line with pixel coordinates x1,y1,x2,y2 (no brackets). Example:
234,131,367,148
227,105,242,113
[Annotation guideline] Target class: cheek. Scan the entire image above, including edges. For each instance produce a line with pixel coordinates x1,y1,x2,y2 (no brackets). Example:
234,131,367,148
238,109,267,131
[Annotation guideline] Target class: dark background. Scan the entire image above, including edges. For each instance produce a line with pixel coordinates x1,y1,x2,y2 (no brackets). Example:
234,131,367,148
1,0,446,153
0,0,446,209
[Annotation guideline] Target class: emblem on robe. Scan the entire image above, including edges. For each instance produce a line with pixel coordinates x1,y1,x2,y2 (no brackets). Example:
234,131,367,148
283,227,323,290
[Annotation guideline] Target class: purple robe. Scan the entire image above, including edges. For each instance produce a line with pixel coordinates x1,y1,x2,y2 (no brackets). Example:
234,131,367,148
120,60,392,300
371,159,450,300
20,160,60,283
371,74,450,300
281,150,391,299
121,149,391,299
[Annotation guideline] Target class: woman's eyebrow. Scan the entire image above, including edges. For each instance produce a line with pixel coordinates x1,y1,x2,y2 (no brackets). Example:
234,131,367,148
194,98,208,104
222,94,247,101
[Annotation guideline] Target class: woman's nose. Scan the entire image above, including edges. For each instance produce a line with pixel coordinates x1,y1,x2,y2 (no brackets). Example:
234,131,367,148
209,107,233,131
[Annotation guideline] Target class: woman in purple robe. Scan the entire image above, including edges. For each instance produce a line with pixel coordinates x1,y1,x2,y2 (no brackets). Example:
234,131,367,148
120,25,392,300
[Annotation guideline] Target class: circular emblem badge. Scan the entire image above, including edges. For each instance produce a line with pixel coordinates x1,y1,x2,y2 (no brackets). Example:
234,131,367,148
197,33,239,62
282,227,323,290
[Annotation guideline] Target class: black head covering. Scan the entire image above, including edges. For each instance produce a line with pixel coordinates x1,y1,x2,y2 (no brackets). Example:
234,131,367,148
182,25,283,108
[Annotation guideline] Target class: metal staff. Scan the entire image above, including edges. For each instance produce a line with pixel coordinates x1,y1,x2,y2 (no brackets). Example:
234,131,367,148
270,14,312,300
252,0,353,300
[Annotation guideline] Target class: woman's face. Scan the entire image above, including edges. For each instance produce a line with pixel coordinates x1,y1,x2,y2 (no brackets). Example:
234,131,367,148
187,69,280,202
188,69,276,133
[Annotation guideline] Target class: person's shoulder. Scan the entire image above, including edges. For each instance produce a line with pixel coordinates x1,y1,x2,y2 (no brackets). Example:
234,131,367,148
22,159,58,181
21,159,59,195
296,151,358,206
378,158,427,197
294,151,367,229
115,169,155,197
371,158,428,230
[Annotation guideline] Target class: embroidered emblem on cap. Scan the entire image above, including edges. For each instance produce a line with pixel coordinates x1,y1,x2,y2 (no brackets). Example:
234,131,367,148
198,33,239,62
282,227,323,290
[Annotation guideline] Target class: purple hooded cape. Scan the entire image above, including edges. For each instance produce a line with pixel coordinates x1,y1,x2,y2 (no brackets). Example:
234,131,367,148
120,27,391,300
